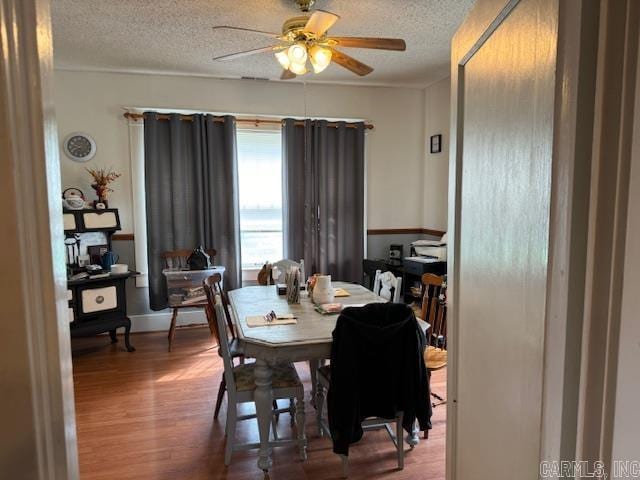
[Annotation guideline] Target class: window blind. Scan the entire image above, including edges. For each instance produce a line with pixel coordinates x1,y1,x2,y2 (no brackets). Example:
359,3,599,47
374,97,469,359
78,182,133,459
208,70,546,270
237,129,284,268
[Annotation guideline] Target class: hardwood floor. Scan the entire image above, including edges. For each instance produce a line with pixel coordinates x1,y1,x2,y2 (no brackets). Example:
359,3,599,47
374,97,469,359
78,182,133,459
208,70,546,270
72,328,446,480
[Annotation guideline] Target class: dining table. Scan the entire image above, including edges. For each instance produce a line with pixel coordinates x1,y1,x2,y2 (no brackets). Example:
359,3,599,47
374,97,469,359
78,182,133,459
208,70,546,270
227,281,428,474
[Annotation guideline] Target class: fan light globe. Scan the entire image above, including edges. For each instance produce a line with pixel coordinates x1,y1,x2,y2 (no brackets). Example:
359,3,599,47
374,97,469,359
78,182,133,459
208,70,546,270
213,13,406,79
309,45,332,73
287,43,308,64
289,60,308,75
275,50,290,69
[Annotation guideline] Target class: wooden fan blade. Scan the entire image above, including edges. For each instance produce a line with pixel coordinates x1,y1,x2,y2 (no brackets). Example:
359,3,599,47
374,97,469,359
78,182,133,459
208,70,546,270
280,70,296,80
329,48,373,76
213,45,278,61
304,10,340,36
329,37,406,51
212,26,279,38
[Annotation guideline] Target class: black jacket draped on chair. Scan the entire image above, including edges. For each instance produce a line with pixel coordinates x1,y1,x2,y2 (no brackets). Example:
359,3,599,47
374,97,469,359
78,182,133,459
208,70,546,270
327,303,432,455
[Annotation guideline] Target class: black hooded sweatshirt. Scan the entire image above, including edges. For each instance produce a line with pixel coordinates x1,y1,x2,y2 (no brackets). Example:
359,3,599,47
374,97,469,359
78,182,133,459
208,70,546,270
327,302,432,455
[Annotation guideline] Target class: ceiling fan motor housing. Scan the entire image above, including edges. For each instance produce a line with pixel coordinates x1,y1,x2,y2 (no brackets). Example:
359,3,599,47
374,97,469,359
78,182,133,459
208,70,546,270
295,0,316,12
282,16,309,36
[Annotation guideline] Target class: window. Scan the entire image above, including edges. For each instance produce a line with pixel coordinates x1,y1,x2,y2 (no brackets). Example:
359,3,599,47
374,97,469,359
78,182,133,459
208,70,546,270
237,129,283,269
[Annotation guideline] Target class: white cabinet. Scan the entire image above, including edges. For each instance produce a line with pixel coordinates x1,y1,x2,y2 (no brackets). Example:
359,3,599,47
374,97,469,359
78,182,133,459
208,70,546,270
63,213,76,231
62,208,121,233
81,286,118,314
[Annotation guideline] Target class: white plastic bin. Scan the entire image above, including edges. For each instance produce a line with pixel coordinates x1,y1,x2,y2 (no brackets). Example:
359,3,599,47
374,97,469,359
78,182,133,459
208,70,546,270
162,266,225,307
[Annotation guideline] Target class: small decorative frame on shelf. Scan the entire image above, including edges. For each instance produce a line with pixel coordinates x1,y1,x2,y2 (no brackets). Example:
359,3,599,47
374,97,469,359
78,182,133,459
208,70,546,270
430,134,442,154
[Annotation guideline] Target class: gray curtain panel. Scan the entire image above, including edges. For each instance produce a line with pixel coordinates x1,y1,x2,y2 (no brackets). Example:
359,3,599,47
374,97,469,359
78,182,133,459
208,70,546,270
144,112,240,310
282,119,365,283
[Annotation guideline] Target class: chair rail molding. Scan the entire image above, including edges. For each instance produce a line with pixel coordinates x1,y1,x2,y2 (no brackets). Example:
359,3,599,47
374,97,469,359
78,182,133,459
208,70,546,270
366,227,446,237
0,0,79,478
114,228,449,239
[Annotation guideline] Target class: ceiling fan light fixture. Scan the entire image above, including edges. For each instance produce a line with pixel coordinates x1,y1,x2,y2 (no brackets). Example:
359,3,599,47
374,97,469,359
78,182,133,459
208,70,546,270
289,60,308,75
212,7,404,79
287,42,308,64
275,50,291,69
309,45,332,73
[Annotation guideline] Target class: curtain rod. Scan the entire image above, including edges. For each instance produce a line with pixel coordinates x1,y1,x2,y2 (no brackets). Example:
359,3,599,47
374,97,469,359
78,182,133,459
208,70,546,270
123,112,374,130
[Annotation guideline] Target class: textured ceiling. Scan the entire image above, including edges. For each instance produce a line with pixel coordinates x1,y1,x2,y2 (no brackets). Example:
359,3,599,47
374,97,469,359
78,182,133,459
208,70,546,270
51,0,474,87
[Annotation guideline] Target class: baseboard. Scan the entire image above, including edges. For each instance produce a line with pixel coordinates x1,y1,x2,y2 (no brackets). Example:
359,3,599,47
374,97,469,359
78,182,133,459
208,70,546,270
128,309,208,333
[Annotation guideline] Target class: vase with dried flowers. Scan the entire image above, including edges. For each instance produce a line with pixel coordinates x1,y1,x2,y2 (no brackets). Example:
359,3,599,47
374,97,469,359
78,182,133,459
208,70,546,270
86,167,121,208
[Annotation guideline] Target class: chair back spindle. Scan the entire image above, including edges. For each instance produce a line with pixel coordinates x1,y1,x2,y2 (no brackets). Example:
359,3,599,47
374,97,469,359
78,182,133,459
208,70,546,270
203,273,236,338
421,274,447,349
271,259,302,284
203,277,225,350
373,269,403,303
213,301,237,393
362,259,388,290
420,273,447,408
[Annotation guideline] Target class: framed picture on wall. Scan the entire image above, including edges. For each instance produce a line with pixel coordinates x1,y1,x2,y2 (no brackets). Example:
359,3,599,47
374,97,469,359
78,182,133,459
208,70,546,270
430,134,442,154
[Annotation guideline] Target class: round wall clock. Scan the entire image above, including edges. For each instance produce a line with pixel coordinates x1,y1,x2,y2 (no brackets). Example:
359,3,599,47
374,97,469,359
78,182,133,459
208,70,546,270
63,132,96,162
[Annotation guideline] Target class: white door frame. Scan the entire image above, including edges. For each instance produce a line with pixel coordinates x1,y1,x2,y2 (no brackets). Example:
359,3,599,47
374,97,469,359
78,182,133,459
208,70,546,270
575,0,639,467
0,0,79,477
448,0,638,478
539,0,601,465
2,0,636,478
448,1,566,476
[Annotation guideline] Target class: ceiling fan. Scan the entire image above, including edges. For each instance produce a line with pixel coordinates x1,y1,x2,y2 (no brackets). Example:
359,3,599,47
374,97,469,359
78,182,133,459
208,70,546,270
211,0,406,80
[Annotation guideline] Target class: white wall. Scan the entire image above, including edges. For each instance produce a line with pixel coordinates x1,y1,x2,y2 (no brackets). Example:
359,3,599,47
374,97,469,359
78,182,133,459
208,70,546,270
53,70,430,232
423,76,451,231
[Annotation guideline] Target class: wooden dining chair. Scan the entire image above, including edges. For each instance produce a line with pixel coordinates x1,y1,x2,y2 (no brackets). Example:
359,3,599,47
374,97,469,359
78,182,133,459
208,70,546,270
161,248,216,351
315,304,423,476
316,365,406,477
211,300,307,465
203,273,243,419
362,259,388,290
421,273,448,414
203,274,283,421
372,269,403,303
257,259,303,286
271,258,302,284
203,273,236,337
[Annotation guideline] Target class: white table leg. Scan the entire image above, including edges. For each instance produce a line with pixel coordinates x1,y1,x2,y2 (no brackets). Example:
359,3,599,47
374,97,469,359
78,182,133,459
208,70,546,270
309,358,327,409
296,395,307,460
254,359,274,473
407,420,420,448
